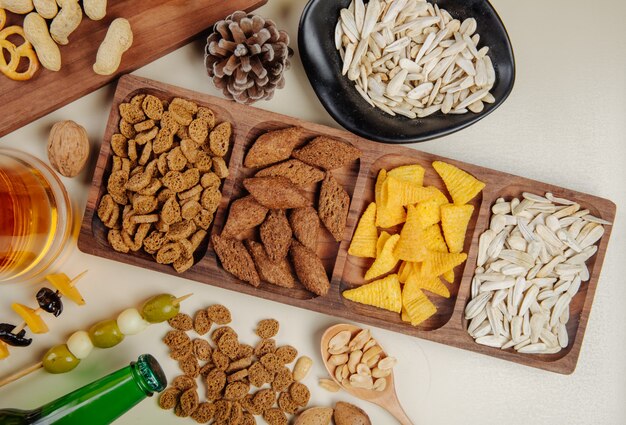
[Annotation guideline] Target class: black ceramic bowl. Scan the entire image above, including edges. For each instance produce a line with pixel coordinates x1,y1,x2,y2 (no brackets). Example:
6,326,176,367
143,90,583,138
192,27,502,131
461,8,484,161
298,0,515,143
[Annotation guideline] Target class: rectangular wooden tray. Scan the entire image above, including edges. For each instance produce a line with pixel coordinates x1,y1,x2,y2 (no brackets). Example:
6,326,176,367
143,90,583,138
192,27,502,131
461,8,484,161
78,75,616,374
0,0,266,137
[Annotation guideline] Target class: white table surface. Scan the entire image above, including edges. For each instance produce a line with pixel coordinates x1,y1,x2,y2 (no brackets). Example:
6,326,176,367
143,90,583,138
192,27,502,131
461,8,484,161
1,0,625,423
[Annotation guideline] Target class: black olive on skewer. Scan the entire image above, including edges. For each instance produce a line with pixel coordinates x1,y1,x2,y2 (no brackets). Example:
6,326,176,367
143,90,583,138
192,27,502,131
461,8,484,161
36,288,64,317
0,323,32,347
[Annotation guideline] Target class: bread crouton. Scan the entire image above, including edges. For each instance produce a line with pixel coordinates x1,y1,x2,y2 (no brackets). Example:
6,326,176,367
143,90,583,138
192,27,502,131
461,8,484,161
244,127,303,168
222,196,269,238
255,159,324,187
243,177,311,210
290,240,329,296
246,240,296,289
211,234,260,287
288,207,319,251
318,172,350,242
260,210,292,261
292,136,361,170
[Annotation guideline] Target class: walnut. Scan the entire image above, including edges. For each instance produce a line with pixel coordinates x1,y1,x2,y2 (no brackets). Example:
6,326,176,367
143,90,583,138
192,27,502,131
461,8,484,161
47,120,90,177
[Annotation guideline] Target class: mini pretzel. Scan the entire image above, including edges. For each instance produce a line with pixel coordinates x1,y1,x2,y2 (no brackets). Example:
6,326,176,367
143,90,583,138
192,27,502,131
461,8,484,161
0,22,40,81
0,39,18,69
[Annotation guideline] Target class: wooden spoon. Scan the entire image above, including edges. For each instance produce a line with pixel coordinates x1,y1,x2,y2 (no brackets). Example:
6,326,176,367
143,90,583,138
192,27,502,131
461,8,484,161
320,323,414,425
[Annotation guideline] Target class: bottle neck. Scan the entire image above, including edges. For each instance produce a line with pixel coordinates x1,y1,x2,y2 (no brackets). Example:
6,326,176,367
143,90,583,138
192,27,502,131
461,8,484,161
33,354,166,425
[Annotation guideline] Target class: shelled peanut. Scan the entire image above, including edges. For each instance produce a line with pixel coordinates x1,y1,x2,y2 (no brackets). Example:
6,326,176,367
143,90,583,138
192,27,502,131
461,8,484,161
325,328,396,392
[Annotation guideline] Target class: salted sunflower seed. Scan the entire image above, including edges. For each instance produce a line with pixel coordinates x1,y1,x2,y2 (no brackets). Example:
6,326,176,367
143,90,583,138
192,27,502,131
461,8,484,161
336,0,495,119
466,191,606,354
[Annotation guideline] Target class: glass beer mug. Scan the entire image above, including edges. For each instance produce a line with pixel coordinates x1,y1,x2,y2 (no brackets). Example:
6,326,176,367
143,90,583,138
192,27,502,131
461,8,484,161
0,148,72,284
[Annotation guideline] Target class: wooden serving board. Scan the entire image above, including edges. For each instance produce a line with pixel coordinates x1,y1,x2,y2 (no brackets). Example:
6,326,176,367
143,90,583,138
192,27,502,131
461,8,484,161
78,75,616,374
0,0,267,138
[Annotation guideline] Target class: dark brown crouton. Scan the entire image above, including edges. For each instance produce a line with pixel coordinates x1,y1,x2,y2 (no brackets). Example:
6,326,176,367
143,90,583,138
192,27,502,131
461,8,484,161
222,195,269,238
318,172,350,242
288,207,319,251
211,234,260,287
292,136,361,170
243,177,310,210
255,159,324,187
290,241,330,296
246,240,296,289
260,210,292,261
244,127,303,168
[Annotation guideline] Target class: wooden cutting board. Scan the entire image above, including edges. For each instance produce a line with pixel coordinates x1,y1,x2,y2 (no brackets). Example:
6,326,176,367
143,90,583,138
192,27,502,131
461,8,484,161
0,0,267,138
78,75,616,374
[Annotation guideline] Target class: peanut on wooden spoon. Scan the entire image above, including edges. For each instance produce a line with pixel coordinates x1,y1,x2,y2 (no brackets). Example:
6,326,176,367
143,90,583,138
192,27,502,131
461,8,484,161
320,323,413,425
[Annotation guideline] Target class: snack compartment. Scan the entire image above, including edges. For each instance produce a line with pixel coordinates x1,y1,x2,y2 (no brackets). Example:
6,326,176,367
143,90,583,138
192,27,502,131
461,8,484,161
457,182,613,363
86,86,237,275
340,152,483,331
208,120,361,300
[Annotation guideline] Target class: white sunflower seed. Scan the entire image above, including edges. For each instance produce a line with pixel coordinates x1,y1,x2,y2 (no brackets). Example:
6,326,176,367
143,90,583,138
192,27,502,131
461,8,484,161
342,43,356,75
473,322,492,338
475,335,508,348
517,343,547,354
362,0,381,38
354,0,365,33
335,22,344,50
557,324,569,348
465,291,492,319
581,214,612,225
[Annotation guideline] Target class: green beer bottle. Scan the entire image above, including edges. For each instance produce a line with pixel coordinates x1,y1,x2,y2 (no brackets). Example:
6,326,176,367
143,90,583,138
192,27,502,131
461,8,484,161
0,354,166,425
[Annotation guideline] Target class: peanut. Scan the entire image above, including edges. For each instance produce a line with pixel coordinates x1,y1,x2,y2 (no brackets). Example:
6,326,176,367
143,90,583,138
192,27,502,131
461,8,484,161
318,378,340,393
362,345,382,364
33,0,57,19
326,327,396,392
328,344,349,355
356,363,371,376
292,355,312,381
377,356,397,370
341,364,349,379
334,365,343,382
349,374,373,389
362,338,376,352
347,349,362,374
50,0,82,45
371,367,391,378
93,17,132,75
328,353,348,367
0,0,34,14
373,378,387,392
348,329,370,351
328,330,350,350
23,12,61,71
365,354,380,368
83,0,106,20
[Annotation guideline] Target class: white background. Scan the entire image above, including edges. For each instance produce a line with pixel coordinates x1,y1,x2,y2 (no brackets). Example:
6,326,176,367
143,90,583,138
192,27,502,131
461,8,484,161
1,0,625,424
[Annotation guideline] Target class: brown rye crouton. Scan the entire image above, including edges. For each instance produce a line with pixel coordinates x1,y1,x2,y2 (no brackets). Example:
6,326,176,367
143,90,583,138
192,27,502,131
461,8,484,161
255,159,324,187
288,207,319,251
244,126,303,168
243,176,311,210
260,210,292,261
245,240,296,289
211,234,260,287
290,240,330,296
292,136,361,170
318,172,350,242
222,195,269,238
